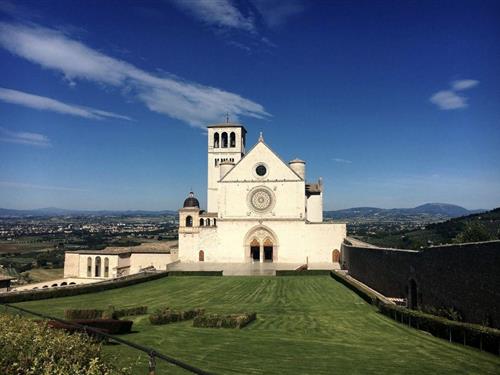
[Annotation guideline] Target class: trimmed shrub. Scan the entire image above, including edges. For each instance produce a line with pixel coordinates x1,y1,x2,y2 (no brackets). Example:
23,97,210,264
0,314,129,374
329,271,380,305
193,313,256,329
71,319,133,335
64,306,148,320
65,309,104,320
276,270,331,276
0,271,168,304
378,303,500,355
330,270,500,355
149,307,205,325
168,271,222,276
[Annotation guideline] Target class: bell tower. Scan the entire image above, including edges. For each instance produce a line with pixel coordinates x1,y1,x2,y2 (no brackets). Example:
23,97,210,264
207,122,246,213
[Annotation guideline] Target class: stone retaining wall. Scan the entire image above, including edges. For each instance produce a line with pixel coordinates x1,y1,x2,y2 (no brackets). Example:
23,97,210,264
341,240,500,328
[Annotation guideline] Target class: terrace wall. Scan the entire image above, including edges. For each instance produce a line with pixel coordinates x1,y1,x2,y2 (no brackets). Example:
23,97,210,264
341,240,500,328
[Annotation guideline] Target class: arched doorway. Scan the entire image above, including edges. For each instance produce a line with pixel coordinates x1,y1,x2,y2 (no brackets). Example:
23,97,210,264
244,225,278,263
250,239,260,261
199,250,205,262
332,249,340,263
263,238,273,261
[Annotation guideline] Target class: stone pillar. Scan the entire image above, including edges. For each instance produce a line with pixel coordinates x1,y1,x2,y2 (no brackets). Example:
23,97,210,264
259,244,264,263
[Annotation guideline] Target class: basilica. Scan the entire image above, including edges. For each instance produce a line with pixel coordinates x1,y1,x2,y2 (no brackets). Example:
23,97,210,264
178,123,346,264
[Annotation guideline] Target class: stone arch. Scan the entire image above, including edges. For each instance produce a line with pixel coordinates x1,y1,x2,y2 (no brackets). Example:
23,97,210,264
206,218,211,226
214,132,219,148
213,218,217,226
221,132,228,148
230,132,236,147
243,225,279,262
332,249,340,263
87,257,92,277
61,282,67,286
95,256,101,277
51,283,58,287
199,250,205,262
186,215,193,227
200,218,204,226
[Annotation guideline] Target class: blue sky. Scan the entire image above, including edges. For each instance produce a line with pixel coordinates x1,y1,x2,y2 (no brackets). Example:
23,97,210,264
0,0,499,211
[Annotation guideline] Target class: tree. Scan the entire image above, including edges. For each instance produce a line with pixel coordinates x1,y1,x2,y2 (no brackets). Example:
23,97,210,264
454,222,491,243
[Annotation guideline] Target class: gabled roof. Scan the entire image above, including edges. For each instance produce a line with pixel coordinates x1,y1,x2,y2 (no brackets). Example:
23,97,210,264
220,138,304,182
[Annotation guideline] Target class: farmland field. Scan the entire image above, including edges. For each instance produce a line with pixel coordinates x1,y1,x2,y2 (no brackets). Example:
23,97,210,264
12,276,500,374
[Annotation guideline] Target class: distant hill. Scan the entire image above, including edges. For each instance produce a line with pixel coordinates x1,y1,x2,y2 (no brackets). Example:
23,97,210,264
356,207,500,249
324,203,484,221
0,207,177,218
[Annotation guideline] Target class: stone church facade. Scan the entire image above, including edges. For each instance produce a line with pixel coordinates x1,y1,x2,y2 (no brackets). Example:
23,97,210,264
178,123,346,264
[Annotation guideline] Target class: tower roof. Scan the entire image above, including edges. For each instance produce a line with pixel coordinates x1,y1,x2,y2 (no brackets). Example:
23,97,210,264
183,192,200,208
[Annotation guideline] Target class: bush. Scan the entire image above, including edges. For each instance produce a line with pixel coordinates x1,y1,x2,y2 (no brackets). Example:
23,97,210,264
64,306,148,320
168,271,222,276
276,270,331,276
149,307,205,325
0,314,129,374
193,312,256,329
65,309,104,320
71,319,133,335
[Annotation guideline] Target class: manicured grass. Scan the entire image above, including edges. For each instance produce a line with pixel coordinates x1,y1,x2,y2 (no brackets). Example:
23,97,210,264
13,276,500,374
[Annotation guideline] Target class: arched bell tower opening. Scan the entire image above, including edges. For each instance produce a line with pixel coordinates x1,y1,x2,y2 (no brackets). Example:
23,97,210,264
244,225,279,263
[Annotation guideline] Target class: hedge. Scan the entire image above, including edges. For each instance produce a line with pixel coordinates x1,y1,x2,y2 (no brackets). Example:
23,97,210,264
168,271,222,276
276,270,332,276
65,309,104,320
0,272,168,303
149,307,205,325
329,270,380,305
64,306,148,320
193,312,256,329
330,271,500,355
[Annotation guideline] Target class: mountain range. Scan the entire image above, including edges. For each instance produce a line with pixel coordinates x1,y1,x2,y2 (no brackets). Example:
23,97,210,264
0,203,485,220
324,203,485,221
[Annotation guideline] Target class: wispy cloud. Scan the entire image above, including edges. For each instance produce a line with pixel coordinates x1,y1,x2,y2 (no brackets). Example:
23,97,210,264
451,79,479,91
0,87,131,120
0,22,270,127
0,127,51,147
333,158,352,164
0,180,88,192
170,0,255,32
430,79,479,110
251,0,304,28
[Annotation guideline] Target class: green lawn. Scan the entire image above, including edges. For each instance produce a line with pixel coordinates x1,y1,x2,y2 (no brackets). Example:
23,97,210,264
12,276,500,374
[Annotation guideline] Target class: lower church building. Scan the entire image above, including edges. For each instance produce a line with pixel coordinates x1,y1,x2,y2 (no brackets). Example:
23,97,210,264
178,123,346,264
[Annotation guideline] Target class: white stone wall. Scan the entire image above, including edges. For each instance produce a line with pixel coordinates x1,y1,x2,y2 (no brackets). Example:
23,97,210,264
63,253,80,277
180,218,345,264
129,253,177,274
306,193,323,223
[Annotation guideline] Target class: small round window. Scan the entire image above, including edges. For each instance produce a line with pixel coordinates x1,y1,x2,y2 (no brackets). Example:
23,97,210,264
256,165,267,176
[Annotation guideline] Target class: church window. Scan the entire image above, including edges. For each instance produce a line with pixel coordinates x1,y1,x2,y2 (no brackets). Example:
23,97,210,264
200,218,204,226
199,250,204,262
230,132,236,147
214,133,219,148
104,257,109,277
213,218,217,226
206,218,211,226
87,257,92,277
221,132,228,148
256,164,267,176
186,216,193,227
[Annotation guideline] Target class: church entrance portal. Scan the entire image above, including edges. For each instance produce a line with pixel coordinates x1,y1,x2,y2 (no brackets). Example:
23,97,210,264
245,226,278,263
